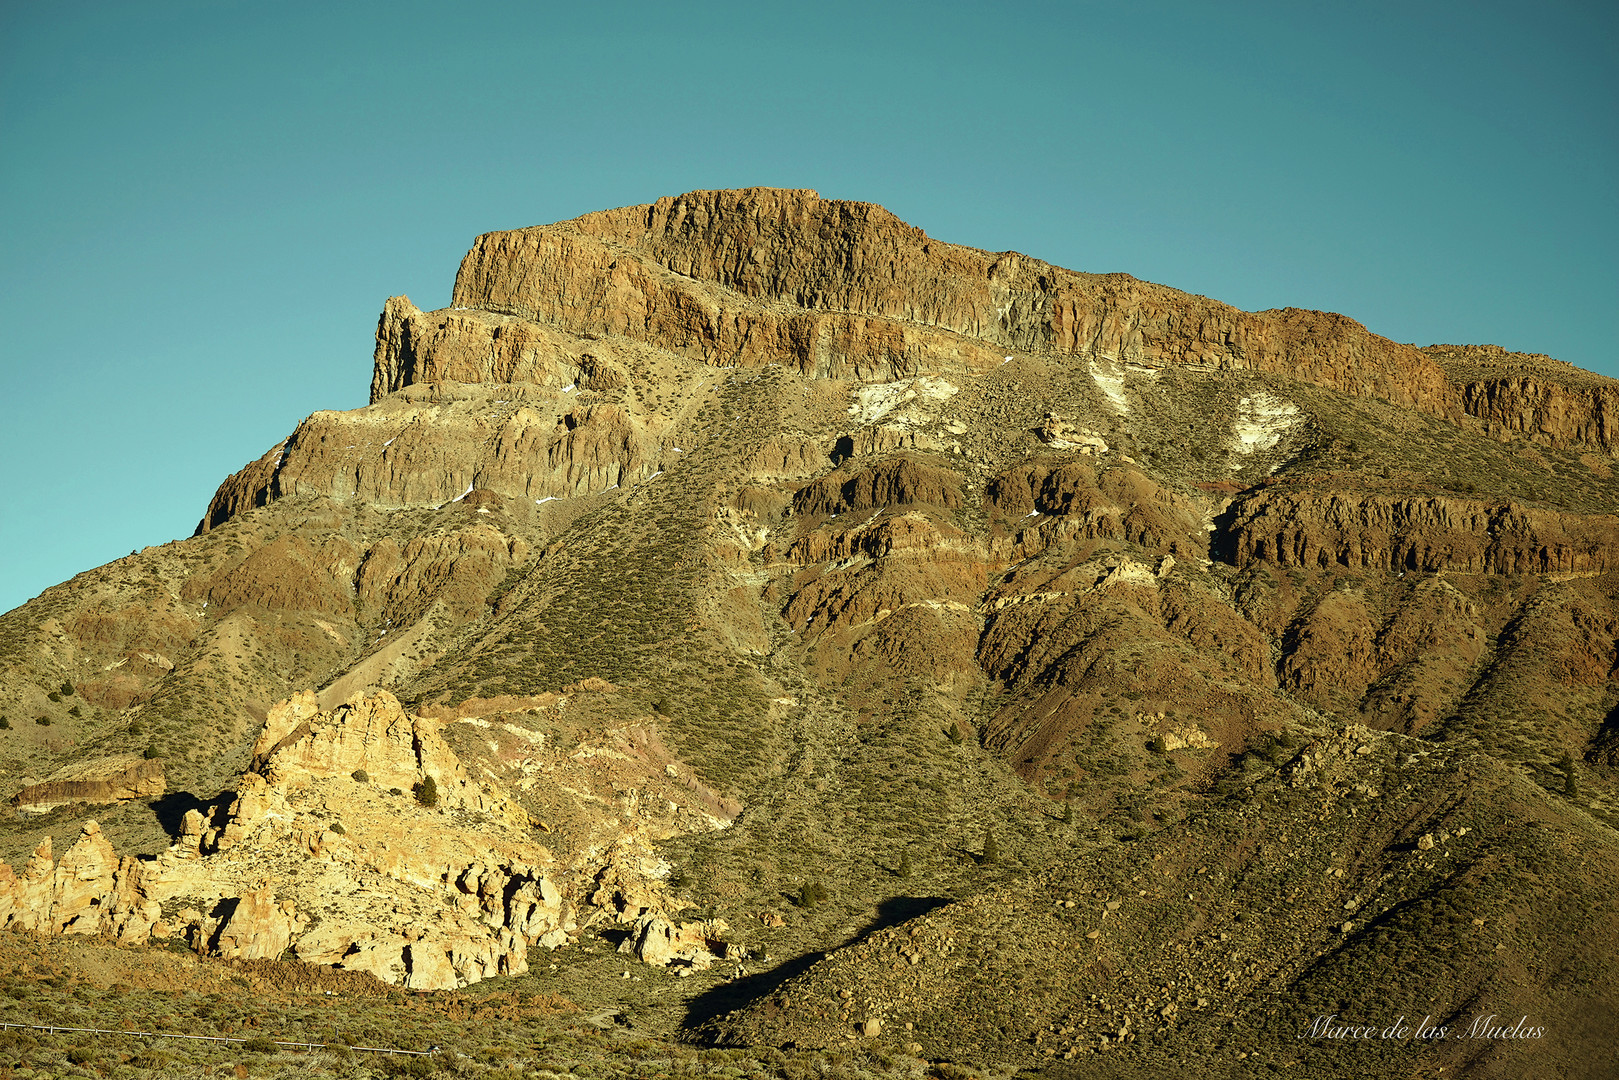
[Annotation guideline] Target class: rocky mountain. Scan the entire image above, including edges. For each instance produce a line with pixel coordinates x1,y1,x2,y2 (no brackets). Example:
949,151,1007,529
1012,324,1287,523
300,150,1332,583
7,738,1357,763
2,188,1616,1078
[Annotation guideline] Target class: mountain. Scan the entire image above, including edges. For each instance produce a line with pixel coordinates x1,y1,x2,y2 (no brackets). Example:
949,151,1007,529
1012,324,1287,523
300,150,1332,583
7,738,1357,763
2,187,1616,1079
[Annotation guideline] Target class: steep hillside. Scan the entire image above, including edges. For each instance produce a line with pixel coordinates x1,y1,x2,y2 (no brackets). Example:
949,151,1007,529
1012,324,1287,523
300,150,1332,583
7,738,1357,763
2,188,1615,1078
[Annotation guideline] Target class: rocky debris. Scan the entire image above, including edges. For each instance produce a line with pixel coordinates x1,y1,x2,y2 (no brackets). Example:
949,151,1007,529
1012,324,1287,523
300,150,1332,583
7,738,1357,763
1153,724,1218,752
9,758,165,813
617,914,730,970
1039,414,1109,454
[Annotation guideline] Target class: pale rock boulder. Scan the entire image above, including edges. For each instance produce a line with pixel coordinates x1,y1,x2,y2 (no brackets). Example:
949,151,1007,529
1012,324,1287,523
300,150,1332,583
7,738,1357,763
212,883,301,960
618,914,730,969
250,689,532,827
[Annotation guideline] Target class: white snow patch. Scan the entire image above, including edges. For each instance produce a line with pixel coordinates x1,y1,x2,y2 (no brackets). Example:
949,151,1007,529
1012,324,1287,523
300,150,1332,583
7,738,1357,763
1231,392,1302,455
849,376,959,425
672,447,684,453
452,483,474,502
383,438,395,446
561,383,576,393
536,496,560,504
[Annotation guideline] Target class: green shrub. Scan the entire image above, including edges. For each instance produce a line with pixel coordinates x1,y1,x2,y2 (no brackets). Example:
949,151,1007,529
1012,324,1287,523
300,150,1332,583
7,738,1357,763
242,1036,278,1052
36,716,50,726
0,717,9,730
897,851,913,878
414,775,439,808
351,769,370,783
144,743,161,759
60,681,74,696
797,881,830,908
981,829,1000,866
330,822,346,835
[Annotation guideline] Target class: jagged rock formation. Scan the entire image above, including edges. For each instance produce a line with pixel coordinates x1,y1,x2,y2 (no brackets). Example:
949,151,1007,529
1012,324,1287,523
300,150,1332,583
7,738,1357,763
0,690,727,989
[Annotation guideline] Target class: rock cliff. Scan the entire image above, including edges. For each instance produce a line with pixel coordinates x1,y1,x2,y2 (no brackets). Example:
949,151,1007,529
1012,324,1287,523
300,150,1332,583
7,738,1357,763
9,757,165,813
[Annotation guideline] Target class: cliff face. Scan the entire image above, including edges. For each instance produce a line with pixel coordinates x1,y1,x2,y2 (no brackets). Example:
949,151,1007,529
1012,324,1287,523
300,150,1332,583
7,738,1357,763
450,189,1452,409
199,189,1619,545
1223,489,1619,576
1428,343,1619,452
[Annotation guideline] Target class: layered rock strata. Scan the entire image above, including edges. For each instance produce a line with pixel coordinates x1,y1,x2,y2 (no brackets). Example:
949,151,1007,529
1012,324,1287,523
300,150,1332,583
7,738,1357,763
199,189,1619,541
9,758,165,813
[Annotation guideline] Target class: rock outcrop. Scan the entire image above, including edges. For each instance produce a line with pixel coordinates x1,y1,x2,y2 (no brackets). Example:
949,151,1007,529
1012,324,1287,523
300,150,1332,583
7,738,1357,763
0,824,118,935
9,758,165,813
198,382,664,531
617,913,730,970
0,691,725,990
1427,343,1619,452
1221,489,1619,575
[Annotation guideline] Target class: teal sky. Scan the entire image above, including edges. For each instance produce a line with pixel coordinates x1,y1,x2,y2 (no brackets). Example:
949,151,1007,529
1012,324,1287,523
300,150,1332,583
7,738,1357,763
2,0,1614,615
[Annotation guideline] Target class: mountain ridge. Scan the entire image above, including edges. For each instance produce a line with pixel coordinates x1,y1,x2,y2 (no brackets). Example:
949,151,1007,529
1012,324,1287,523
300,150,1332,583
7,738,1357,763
2,187,1615,1078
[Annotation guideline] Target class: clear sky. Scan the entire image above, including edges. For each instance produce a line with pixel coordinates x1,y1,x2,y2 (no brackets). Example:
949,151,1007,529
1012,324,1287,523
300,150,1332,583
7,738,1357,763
2,0,1614,615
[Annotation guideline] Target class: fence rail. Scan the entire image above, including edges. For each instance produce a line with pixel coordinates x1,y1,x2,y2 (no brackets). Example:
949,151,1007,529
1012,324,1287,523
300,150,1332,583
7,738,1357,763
0,1021,431,1056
